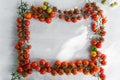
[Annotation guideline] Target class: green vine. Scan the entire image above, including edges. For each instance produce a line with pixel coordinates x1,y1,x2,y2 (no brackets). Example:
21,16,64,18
11,72,22,80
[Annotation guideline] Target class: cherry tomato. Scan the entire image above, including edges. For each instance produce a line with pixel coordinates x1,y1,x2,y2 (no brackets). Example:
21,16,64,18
24,12,32,19
50,11,55,18
54,60,61,68
96,42,102,48
31,61,38,68
61,61,68,68
45,62,50,68
17,18,22,23
82,59,89,66
40,68,47,74
75,59,82,67
99,73,106,79
45,18,52,24
17,67,23,73
24,20,30,26
39,59,46,65
72,17,77,23
27,69,33,74
35,66,41,71
91,39,97,46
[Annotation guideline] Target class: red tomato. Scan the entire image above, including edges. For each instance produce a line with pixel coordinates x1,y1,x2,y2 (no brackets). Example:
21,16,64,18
24,20,30,26
31,61,38,68
17,67,23,73
33,14,38,19
23,73,28,78
100,67,104,73
50,12,55,18
47,67,52,72
61,61,68,68
91,39,97,46
96,42,102,48
100,73,106,79
102,18,107,24
35,66,41,71
45,18,52,24
27,69,33,74
82,59,89,66
72,18,77,23
17,18,22,23
54,60,61,68
45,62,50,68
65,17,71,22
75,59,82,67
39,17,45,22
40,68,47,74
39,59,46,65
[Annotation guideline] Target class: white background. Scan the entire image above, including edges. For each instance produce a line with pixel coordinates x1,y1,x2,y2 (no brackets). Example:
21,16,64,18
0,0,120,80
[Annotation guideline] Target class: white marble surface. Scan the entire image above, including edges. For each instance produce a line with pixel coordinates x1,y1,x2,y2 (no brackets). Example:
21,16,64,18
0,0,120,80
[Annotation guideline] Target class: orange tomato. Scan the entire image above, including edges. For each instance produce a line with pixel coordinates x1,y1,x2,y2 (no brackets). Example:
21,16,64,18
24,12,32,19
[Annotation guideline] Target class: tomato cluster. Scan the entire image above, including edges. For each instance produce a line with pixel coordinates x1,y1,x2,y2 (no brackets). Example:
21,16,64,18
15,1,107,80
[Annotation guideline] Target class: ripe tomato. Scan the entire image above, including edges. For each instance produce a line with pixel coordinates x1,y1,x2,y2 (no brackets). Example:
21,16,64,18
91,39,97,46
17,67,23,73
82,59,89,66
100,54,107,60
72,17,77,23
99,73,106,79
27,69,33,74
18,40,24,45
40,68,47,74
72,69,78,75
39,17,45,22
65,17,71,22
17,18,22,23
45,62,50,68
77,16,82,20
15,44,19,50
90,69,96,75
31,61,38,68
45,18,52,24
68,61,75,68
75,59,82,67
35,66,41,71
54,60,61,68
83,69,89,75
24,12,32,19
31,6,37,11
92,15,99,21
59,14,63,19
24,20,30,26
91,22,97,29
51,70,57,76
23,73,28,78
100,60,107,65
50,11,55,18
77,67,83,72
102,18,107,24
96,42,102,48
61,61,68,68
25,64,31,69
84,15,88,19
65,69,71,75
39,59,46,65
33,14,38,19
47,67,52,72
100,67,104,73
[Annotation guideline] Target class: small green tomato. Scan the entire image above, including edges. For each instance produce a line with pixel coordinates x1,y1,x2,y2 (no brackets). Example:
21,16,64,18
42,5,47,10
47,7,52,13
